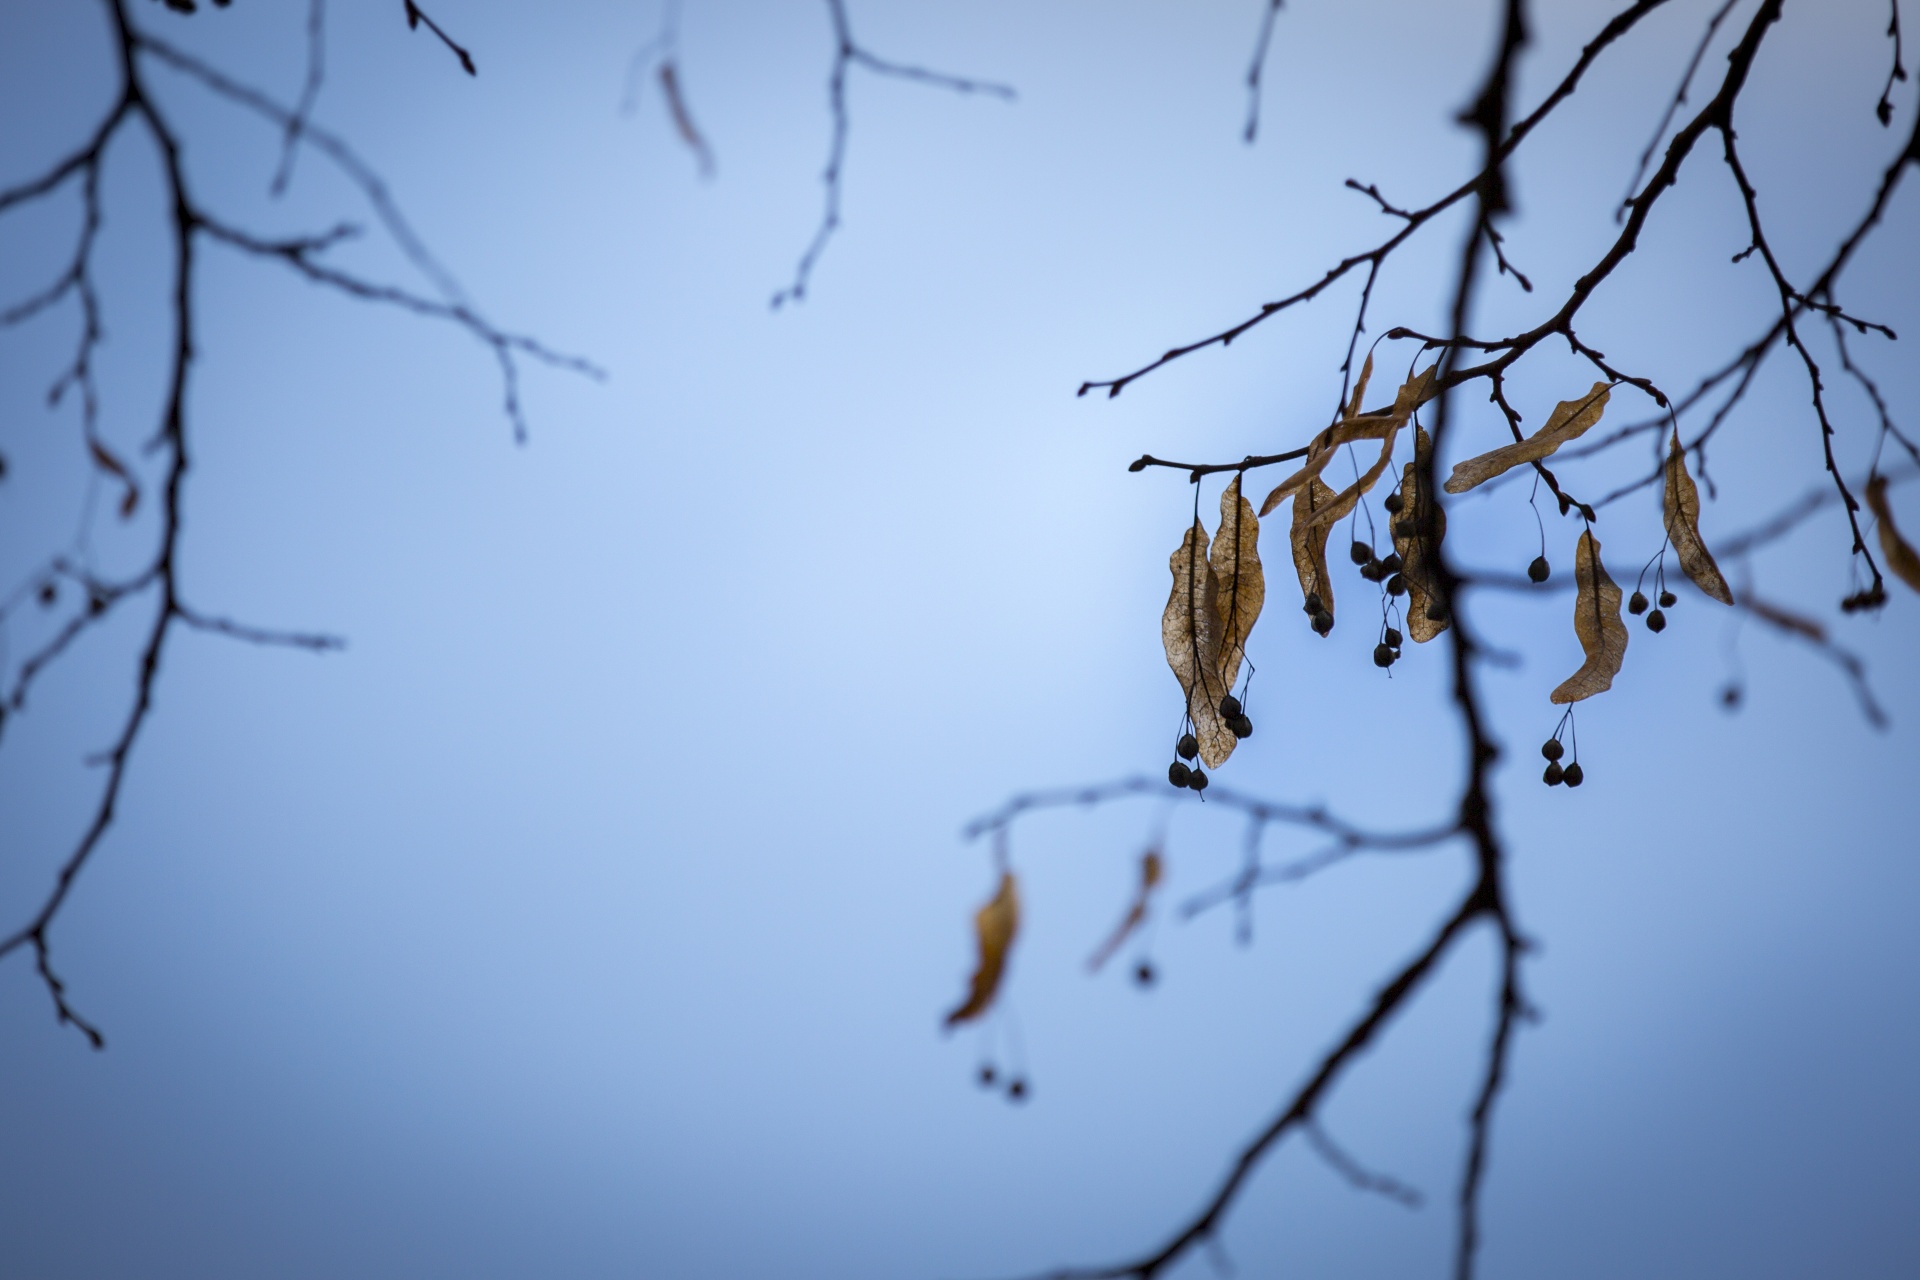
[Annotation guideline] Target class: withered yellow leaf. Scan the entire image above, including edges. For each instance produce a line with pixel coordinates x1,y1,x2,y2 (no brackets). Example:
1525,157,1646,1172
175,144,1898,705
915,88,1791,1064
1302,365,1438,529
1865,474,1920,594
1087,850,1163,973
1443,382,1610,495
1346,353,1374,422
1260,365,1439,517
1163,520,1237,769
1291,476,1337,622
1662,430,1733,604
1550,530,1628,704
1392,429,1449,642
945,871,1020,1027
1210,476,1265,691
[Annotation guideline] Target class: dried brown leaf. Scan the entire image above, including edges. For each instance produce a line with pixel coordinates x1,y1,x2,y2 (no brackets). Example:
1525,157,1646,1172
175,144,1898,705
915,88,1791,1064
1662,431,1733,604
1302,365,1438,529
945,871,1020,1027
1260,365,1438,517
1865,474,1920,593
1210,476,1265,690
1087,850,1164,973
1392,429,1449,642
1162,520,1237,768
1443,382,1611,495
1551,530,1628,704
1291,476,1337,622
1345,352,1374,422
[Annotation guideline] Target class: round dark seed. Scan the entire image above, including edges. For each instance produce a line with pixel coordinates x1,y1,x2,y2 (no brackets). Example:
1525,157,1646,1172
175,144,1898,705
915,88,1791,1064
1304,591,1324,614
1134,962,1156,987
978,1065,997,1086
1230,714,1253,739
1168,761,1192,787
37,582,56,607
1659,590,1677,608
1562,762,1585,787
1392,519,1417,539
1541,738,1564,761
1188,768,1209,792
1008,1078,1028,1101
1219,695,1242,719
1379,553,1403,575
1647,608,1667,633
1311,610,1334,635
1383,626,1403,649
1528,556,1551,583
1385,573,1407,596
1425,599,1450,623
1543,761,1565,786
1383,493,1405,514
1373,643,1396,668
1360,561,1386,582
1628,590,1648,615
1349,541,1373,565
1177,733,1199,760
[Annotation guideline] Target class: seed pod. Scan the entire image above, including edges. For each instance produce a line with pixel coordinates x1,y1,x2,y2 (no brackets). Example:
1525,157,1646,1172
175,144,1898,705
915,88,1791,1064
1134,962,1156,987
1188,767,1209,791
37,581,56,607
1230,714,1254,739
1360,561,1385,582
1628,590,1648,615
1386,573,1407,596
1304,591,1324,615
1647,608,1667,633
1383,627,1403,649
1425,598,1450,623
1659,590,1677,608
1349,541,1373,565
1168,761,1192,787
1383,492,1405,514
1008,1078,1028,1101
1528,555,1551,583
1562,762,1585,787
1311,610,1334,635
978,1065,997,1087
1379,553,1402,575
1541,738,1564,761
1219,695,1242,719
1543,761,1565,786
1392,519,1417,539
1177,733,1199,760
1373,643,1396,668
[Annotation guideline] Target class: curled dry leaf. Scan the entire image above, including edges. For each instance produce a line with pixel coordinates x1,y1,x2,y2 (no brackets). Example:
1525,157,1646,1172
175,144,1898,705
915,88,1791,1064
1443,382,1610,495
1663,431,1733,604
1162,520,1237,768
1551,530,1628,704
1260,364,1438,518
1210,476,1265,691
945,871,1020,1027
1291,476,1337,621
1865,474,1920,593
1301,365,1439,530
1392,428,1449,642
87,438,140,519
1088,850,1164,973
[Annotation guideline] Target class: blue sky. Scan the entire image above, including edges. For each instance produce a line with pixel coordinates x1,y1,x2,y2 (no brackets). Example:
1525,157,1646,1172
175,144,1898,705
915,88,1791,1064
2,2,1917,1277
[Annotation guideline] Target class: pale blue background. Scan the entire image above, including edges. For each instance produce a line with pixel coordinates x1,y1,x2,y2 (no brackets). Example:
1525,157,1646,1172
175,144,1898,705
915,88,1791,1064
2,1,1916,1277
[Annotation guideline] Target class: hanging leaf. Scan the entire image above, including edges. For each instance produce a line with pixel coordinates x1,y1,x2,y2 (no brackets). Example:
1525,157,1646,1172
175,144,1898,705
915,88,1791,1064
1443,382,1611,495
1865,474,1920,593
1301,365,1438,530
1392,429,1449,642
1550,530,1628,704
1344,352,1375,423
1662,430,1733,604
87,438,140,519
1162,520,1237,768
1260,365,1439,517
944,871,1020,1027
1291,476,1337,621
1087,850,1164,973
1210,476,1265,691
